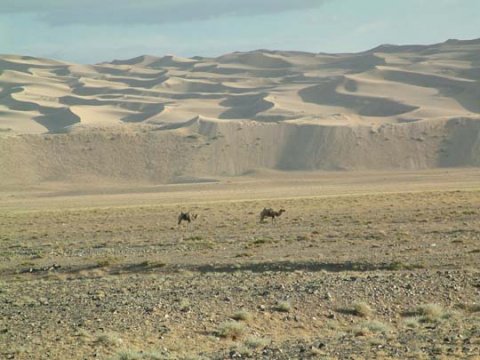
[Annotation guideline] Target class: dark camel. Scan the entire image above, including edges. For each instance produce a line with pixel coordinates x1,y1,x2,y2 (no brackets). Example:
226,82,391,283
178,212,198,225
260,208,285,223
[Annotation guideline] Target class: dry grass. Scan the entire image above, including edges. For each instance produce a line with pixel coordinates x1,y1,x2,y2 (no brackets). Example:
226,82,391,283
217,321,247,340
95,332,124,347
231,311,252,322
244,336,271,349
273,301,292,313
352,301,372,317
410,304,445,323
353,321,391,336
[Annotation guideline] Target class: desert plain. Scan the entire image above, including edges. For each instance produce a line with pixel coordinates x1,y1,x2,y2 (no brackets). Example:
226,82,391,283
0,169,480,360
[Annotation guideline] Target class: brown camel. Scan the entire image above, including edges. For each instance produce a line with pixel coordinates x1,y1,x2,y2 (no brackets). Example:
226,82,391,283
178,212,198,225
260,208,285,223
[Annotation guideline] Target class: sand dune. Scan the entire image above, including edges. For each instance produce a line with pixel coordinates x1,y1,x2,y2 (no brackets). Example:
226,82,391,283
3,38,478,134
1,39,480,186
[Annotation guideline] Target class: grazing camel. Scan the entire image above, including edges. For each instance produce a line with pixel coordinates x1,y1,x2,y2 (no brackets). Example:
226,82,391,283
260,208,285,223
178,212,198,226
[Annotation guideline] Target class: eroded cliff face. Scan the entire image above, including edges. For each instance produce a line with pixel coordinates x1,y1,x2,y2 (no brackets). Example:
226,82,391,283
2,117,479,188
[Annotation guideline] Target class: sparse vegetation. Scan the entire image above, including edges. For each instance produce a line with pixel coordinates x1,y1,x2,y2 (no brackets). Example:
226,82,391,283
457,303,480,313
1,177,480,359
353,321,390,336
352,301,372,317
244,336,271,349
95,332,124,347
217,321,247,340
403,317,421,329
95,256,120,268
410,304,444,322
273,301,292,313
231,311,252,322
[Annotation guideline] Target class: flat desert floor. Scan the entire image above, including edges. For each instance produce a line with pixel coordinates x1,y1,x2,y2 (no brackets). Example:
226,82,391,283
1,169,479,359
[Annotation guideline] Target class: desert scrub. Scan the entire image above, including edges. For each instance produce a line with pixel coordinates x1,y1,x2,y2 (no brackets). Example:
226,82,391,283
95,255,120,268
457,303,480,313
76,328,93,342
217,321,247,340
353,321,390,336
403,317,421,329
95,332,124,347
231,311,252,322
244,336,271,349
410,303,447,322
353,301,372,317
229,343,251,357
179,299,191,312
273,301,292,312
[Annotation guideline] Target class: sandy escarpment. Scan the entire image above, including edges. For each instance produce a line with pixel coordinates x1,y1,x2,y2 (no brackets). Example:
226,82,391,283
1,39,480,186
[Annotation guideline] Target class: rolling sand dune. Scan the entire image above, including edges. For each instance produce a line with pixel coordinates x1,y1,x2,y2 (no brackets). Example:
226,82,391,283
1,39,480,186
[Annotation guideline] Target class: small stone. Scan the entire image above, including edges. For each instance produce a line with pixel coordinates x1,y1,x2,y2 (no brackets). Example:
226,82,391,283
229,350,241,358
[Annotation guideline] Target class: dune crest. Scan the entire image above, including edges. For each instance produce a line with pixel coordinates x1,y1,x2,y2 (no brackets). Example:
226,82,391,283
1,39,480,185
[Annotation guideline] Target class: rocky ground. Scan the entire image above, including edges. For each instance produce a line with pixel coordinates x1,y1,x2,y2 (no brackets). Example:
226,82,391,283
0,174,479,359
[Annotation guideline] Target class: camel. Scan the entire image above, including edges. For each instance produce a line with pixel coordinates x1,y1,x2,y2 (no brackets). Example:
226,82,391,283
260,208,285,223
178,212,198,226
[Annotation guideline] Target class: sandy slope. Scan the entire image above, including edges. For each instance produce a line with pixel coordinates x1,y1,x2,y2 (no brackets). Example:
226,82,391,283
1,39,480,186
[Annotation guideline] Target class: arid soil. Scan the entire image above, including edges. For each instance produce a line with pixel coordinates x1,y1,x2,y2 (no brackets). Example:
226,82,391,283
0,170,479,359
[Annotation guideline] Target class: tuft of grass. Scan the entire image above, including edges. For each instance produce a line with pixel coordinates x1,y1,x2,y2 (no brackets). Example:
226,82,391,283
229,342,252,357
273,301,292,313
353,301,372,317
95,332,124,347
410,303,446,322
231,311,252,322
404,317,421,329
354,321,390,336
244,336,271,349
369,338,386,347
457,303,480,313
217,321,247,340
179,299,191,312
95,256,119,268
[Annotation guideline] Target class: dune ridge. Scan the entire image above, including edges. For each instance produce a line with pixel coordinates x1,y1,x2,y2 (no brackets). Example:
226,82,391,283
1,39,480,186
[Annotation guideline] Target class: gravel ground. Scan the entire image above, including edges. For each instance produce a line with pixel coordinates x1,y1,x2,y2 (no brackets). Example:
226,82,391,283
1,181,479,359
